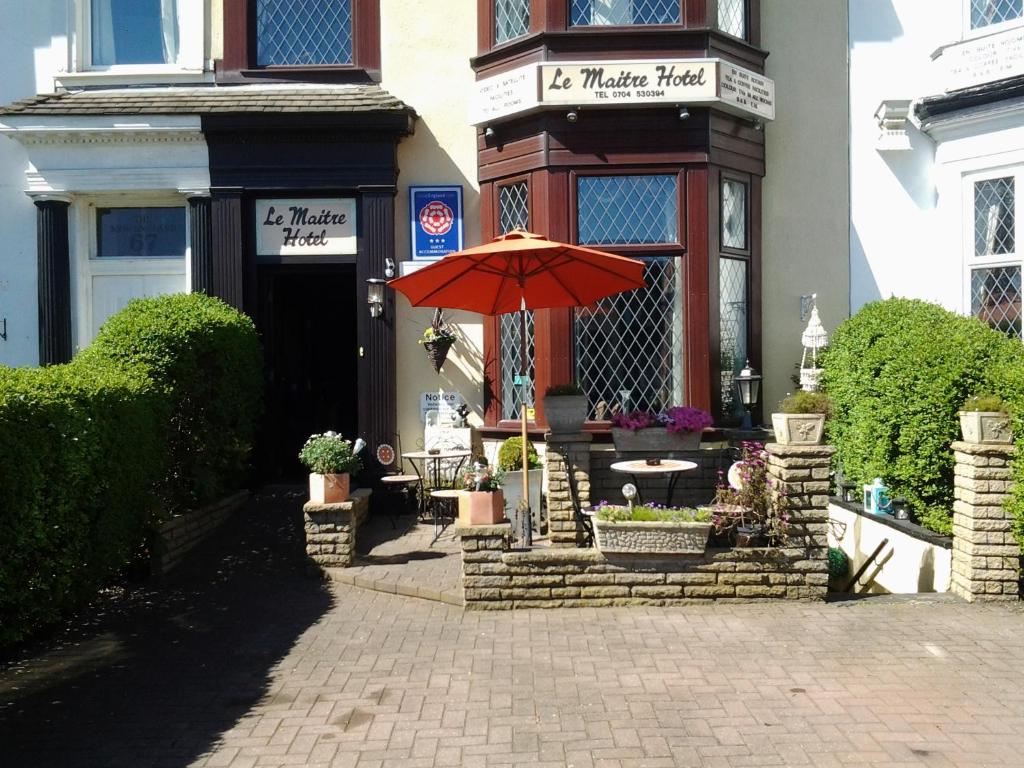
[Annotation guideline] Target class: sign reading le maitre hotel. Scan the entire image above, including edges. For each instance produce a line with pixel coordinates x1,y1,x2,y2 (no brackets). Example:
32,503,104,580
471,58,775,125
256,198,357,256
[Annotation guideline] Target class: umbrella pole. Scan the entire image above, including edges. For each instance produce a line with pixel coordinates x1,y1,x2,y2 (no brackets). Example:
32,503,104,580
519,306,532,547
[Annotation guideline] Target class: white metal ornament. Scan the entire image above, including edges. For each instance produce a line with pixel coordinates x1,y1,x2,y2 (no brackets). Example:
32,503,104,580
799,300,828,392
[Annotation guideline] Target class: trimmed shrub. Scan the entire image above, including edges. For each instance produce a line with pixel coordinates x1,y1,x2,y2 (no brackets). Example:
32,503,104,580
821,298,1023,535
82,293,262,511
1,293,262,646
496,437,540,471
985,355,1024,547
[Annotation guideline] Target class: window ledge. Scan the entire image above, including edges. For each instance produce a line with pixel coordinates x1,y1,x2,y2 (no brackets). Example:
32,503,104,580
57,69,212,89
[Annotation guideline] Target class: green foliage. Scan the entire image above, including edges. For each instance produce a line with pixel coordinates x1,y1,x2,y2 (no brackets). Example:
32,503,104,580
461,464,504,492
545,382,584,396
984,354,1024,548
1,293,262,647
962,393,1008,413
595,504,711,523
778,390,832,416
827,547,849,579
496,437,541,471
821,298,1024,536
298,433,362,475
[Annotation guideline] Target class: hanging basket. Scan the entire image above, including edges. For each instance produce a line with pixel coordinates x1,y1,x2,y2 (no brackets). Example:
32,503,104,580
423,338,454,373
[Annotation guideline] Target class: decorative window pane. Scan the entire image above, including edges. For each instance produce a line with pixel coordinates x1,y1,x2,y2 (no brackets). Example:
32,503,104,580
92,0,179,65
972,266,1022,338
575,258,683,420
498,182,534,420
971,0,1023,28
570,0,680,26
721,179,748,250
496,0,530,43
974,177,1015,256
718,0,746,38
256,0,352,66
96,208,186,259
719,258,748,419
577,175,678,245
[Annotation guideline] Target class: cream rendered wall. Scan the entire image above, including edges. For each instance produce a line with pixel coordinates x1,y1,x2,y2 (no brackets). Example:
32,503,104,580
760,2,851,415
379,1,483,450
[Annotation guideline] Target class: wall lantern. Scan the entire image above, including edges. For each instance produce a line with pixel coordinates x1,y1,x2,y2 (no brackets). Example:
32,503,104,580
733,360,761,430
366,278,386,319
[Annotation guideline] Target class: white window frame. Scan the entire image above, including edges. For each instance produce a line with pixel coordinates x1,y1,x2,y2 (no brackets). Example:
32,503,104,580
962,164,1024,333
71,0,205,76
962,0,1024,40
72,194,190,349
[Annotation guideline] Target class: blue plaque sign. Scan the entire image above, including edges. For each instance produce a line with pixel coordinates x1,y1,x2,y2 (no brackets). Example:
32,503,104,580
410,186,463,261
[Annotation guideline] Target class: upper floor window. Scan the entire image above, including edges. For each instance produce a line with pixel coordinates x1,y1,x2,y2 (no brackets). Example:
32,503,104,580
718,0,747,39
570,0,680,27
256,0,353,66
90,0,180,66
970,0,1023,30
495,0,530,44
967,170,1022,338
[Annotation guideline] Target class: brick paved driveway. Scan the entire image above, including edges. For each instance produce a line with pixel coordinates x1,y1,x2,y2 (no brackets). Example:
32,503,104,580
2,491,1023,768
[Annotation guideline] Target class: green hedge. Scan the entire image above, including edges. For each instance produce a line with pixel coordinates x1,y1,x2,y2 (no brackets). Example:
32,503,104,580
0,293,262,646
986,356,1024,548
821,298,1024,535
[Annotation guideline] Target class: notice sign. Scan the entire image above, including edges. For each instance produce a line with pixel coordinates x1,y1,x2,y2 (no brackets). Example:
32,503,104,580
411,186,463,261
539,60,717,106
470,63,539,125
942,26,1024,92
718,62,776,120
255,198,356,256
420,390,464,423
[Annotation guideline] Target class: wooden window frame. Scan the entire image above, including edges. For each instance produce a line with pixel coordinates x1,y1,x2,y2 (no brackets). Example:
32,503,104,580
221,0,380,80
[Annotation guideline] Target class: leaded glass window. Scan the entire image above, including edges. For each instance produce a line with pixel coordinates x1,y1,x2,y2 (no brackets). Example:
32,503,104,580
498,182,535,420
256,0,353,66
969,171,1021,339
496,0,530,44
972,267,1022,338
719,258,748,419
577,175,679,245
575,258,683,420
722,179,748,250
975,177,1015,257
570,0,680,26
718,0,746,39
970,0,1023,29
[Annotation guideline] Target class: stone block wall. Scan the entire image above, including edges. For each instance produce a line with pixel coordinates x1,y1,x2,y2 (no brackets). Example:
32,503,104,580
303,488,371,568
951,441,1021,601
151,490,249,575
545,434,592,547
765,442,834,562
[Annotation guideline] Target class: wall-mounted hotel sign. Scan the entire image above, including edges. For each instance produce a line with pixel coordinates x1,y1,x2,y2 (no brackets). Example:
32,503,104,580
939,25,1024,93
410,185,464,261
470,58,775,125
255,198,357,256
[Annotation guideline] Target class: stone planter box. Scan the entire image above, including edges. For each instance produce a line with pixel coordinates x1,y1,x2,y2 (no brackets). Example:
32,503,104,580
593,518,712,554
771,413,825,445
458,490,506,526
958,411,1012,445
543,394,588,434
611,427,701,452
309,472,350,503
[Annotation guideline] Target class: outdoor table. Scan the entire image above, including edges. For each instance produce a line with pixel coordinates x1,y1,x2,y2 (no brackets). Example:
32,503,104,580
609,459,698,507
402,449,471,532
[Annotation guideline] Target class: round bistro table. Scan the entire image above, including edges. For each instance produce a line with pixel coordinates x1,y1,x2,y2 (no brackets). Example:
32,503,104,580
609,458,698,507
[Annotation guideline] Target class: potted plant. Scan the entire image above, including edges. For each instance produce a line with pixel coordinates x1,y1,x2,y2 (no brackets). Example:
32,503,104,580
457,460,506,525
611,406,713,451
771,391,831,446
958,393,1012,444
592,501,713,554
299,431,363,504
419,308,457,373
711,441,789,547
542,382,589,434
496,437,543,526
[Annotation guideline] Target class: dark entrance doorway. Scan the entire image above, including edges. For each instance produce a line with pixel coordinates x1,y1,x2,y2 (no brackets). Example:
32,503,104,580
257,265,358,481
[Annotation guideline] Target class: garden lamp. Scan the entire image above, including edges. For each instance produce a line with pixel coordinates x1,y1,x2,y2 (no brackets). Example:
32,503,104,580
734,360,761,430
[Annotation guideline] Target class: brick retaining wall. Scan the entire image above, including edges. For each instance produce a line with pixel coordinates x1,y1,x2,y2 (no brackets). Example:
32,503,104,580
303,488,371,568
151,490,249,575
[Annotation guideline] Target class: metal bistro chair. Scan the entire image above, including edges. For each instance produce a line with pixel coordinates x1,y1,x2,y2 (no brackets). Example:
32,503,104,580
377,438,422,527
563,446,595,548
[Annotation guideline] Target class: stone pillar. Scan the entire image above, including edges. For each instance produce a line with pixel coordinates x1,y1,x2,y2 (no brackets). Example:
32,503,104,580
765,443,834,599
545,433,591,547
303,489,371,568
184,192,214,295
33,195,73,365
951,441,1020,602
459,524,512,609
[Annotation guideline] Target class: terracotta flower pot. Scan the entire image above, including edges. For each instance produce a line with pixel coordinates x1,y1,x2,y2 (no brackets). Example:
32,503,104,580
458,490,506,526
958,411,1012,444
309,472,350,504
771,413,825,445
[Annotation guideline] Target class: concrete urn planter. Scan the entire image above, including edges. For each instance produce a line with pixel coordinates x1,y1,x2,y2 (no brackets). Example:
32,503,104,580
309,472,350,504
958,411,1013,445
771,413,826,445
543,394,588,434
458,490,506,526
594,518,712,554
611,427,701,452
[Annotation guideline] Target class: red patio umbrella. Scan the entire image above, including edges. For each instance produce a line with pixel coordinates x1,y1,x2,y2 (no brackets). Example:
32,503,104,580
389,230,646,542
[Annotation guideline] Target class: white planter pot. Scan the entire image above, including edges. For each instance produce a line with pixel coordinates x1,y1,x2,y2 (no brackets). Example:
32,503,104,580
958,411,1012,444
771,413,826,445
594,518,711,554
501,468,544,530
611,427,701,452
543,394,588,434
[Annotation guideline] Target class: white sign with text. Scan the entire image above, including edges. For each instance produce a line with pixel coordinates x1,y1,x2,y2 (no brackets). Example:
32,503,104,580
255,198,357,256
420,391,464,424
942,26,1024,92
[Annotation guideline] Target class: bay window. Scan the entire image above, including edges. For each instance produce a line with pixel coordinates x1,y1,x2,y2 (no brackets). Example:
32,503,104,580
495,0,531,44
570,0,680,26
718,175,750,420
718,0,747,39
968,170,1022,338
497,181,535,421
